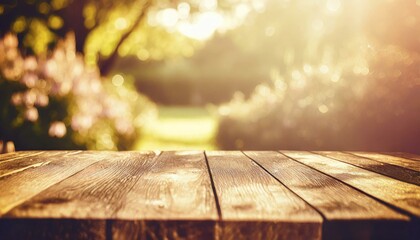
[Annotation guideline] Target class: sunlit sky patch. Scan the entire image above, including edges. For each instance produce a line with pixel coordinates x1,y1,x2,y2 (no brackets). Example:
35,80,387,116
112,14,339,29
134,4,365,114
148,0,266,40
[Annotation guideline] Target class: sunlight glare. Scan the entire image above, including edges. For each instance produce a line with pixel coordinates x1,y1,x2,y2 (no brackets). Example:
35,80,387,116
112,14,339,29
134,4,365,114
252,0,266,13
200,0,218,11
177,12,224,40
326,0,341,12
177,2,190,19
157,8,179,28
235,3,251,19
114,17,128,30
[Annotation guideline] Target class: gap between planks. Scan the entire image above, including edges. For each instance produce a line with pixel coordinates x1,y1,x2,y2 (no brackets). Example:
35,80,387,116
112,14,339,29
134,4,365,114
281,151,420,219
1,151,419,240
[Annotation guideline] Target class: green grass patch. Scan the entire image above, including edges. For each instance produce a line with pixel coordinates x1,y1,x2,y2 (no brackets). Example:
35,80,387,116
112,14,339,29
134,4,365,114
135,106,218,150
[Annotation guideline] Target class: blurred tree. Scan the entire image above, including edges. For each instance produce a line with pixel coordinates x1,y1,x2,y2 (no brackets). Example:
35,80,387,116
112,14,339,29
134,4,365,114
0,0,154,75
0,0,243,151
0,0,241,75
0,33,156,151
215,0,420,153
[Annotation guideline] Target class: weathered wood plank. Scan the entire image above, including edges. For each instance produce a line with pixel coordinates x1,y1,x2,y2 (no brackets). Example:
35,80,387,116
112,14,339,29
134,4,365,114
0,151,76,178
1,150,418,239
348,152,420,172
206,151,322,240
245,151,411,239
0,152,18,159
246,151,408,219
112,220,216,240
282,151,420,217
3,151,159,240
382,152,420,161
0,151,104,216
0,151,45,163
5,151,159,218
316,151,420,186
113,151,218,240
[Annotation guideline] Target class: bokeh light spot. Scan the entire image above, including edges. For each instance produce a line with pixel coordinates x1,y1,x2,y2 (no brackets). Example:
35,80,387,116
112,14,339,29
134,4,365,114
49,121,67,138
318,105,329,114
112,74,125,87
12,17,27,33
136,49,150,61
115,18,128,30
48,15,64,29
326,0,341,12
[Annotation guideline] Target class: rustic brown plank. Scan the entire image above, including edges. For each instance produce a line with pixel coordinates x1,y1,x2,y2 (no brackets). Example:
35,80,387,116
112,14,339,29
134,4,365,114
348,152,420,172
3,151,159,240
113,151,218,240
383,152,420,161
0,151,45,163
0,151,77,178
206,151,322,240
282,151,420,217
316,151,420,186
0,151,105,216
0,152,18,159
112,220,216,240
245,151,412,239
5,151,159,218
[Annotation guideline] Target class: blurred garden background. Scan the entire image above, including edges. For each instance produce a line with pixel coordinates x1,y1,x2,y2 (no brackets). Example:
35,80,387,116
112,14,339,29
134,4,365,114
1,0,419,153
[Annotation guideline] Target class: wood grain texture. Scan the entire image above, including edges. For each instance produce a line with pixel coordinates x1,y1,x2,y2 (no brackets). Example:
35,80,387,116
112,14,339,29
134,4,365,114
245,151,411,240
0,152,18,159
1,150,419,239
246,151,408,219
382,152,420,161
2,151,160,240
113,151,218,239
0,151,75,178
316,151,420,186
6,151,159,219
218,221,321,240
0,151,45,163
112,220,216,240
0,151,103,216
348,152,420,172
206,151,322,240
282,151,420,217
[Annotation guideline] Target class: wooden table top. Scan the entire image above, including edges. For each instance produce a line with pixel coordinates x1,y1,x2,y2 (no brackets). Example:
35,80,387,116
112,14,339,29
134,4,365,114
0,151,419,240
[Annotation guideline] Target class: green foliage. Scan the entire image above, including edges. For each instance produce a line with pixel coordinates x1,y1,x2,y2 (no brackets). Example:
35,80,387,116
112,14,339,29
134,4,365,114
135,106,217,150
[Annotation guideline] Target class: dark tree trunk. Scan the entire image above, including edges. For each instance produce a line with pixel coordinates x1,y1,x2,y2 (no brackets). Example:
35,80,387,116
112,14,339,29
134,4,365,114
55,0,89,53
98,0,151,76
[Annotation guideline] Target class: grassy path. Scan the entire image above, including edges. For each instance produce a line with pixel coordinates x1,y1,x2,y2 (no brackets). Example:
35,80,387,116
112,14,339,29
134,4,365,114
135,106,218,150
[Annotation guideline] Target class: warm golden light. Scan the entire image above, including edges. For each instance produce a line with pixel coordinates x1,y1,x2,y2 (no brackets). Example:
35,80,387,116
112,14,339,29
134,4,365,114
0,0,419,152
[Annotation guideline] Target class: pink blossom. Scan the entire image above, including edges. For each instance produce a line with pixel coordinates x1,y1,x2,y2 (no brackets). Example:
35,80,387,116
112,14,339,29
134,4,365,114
24,56,38,71
25,107,39,122
49,121,67,138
